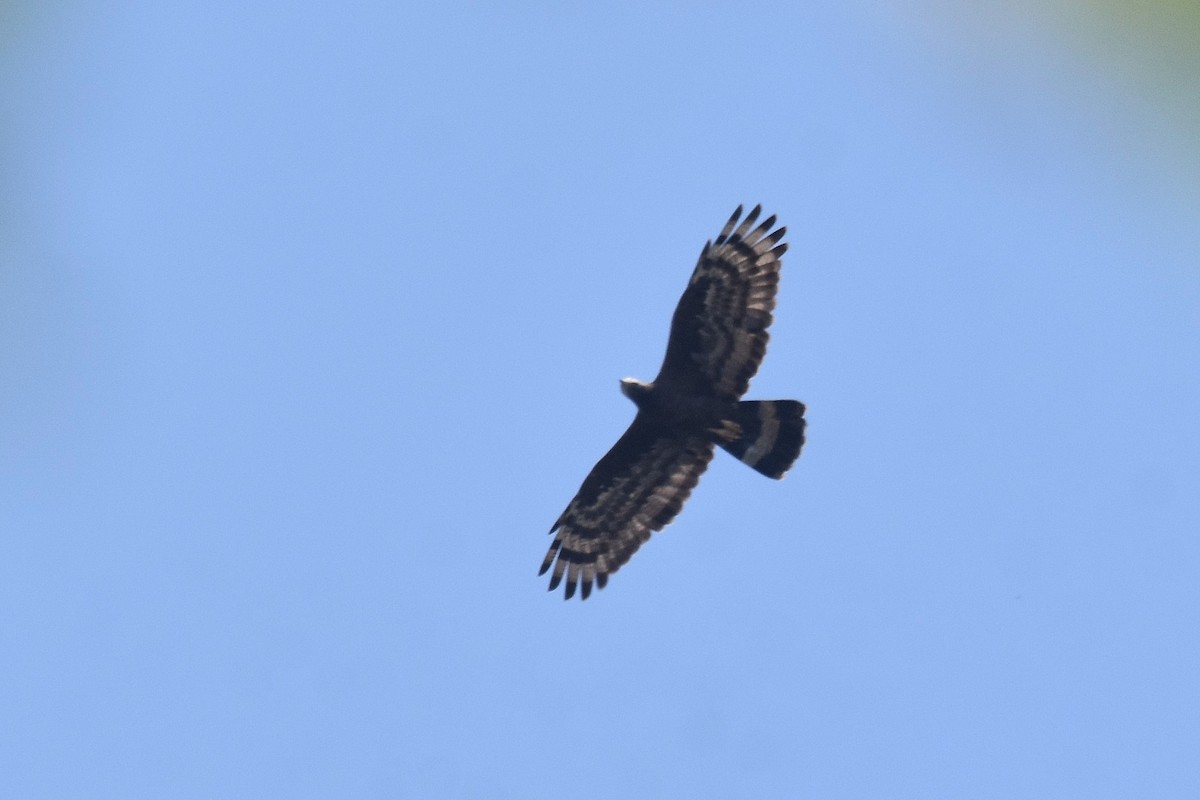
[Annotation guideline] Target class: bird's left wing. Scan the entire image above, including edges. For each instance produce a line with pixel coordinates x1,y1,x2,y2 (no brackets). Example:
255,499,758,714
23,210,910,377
540,414,715,600
656,205,787,400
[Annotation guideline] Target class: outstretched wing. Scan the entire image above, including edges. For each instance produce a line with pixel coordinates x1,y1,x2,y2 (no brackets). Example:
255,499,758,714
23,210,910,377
656,205,787,400
540,415,715,600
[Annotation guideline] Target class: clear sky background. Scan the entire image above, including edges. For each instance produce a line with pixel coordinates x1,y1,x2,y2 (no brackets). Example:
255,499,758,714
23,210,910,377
2,2,1198,798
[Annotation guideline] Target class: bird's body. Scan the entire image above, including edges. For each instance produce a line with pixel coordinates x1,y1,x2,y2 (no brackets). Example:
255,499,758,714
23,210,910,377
621,378,728,433
540,206,806,599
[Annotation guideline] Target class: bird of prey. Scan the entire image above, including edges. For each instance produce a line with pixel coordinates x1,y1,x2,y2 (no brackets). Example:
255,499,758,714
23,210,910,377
539,205,806,600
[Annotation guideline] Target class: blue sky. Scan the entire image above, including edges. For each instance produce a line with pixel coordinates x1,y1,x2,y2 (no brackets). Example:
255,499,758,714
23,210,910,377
2,3,1198,798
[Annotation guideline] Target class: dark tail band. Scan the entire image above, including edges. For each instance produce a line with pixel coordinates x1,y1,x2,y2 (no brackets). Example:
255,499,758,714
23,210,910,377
714,400,806,478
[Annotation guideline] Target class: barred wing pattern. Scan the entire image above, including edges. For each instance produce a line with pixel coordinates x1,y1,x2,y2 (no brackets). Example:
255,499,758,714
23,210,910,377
540,205,799,600
539,416,715,600
657,205,786,398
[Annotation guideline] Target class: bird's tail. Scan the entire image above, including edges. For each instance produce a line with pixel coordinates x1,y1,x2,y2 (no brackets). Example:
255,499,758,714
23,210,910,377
710,400,806,479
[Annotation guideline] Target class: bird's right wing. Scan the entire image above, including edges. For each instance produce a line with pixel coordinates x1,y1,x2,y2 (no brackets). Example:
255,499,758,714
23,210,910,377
540,415,714,600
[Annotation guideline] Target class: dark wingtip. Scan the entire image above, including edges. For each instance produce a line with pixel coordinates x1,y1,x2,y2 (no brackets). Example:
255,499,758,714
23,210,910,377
729,205,762,242
547,571,562,591
538,538,561,576
717,206,746,244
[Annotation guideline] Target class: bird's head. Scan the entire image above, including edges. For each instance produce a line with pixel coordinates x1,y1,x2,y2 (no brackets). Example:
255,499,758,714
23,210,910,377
619,377,653,405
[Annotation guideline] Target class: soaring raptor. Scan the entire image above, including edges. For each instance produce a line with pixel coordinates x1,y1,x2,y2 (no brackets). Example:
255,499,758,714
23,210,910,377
540,205,806,599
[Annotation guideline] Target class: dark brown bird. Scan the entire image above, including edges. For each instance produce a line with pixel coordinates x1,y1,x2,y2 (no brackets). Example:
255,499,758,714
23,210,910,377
540,205,806,599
